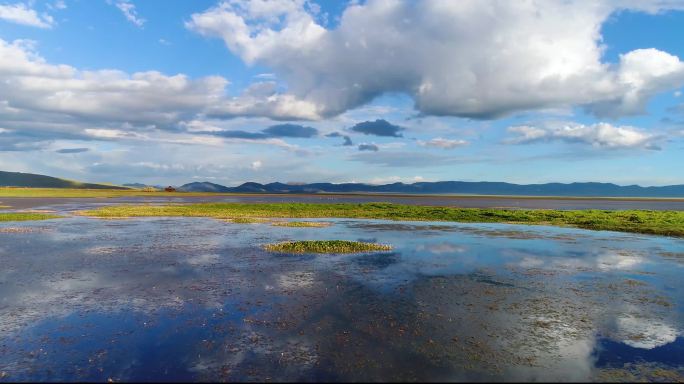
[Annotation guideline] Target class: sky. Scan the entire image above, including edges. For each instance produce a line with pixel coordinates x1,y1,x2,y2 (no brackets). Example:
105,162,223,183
0,0,684,187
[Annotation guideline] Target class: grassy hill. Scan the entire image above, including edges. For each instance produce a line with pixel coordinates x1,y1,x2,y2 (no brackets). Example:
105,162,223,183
0,171,129,190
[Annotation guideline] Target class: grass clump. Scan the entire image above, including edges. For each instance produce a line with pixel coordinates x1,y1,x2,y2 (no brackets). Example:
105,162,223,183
0,212,61,222
271,221,331,227
78,202,684,237
225,217,270,224
263,240,392,254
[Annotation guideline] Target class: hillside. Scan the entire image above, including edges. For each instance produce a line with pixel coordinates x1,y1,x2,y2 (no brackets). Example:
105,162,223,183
0,171,129,190
177,182,233,193
181,180,684,198
5,170,684,197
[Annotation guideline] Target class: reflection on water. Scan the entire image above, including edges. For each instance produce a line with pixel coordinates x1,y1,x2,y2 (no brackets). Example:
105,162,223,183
0,216,683,382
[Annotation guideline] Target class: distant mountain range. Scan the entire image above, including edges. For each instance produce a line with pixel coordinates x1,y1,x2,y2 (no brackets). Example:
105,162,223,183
123,183,165,190
0,171,128,190
178,181,684,198
3,170,683,197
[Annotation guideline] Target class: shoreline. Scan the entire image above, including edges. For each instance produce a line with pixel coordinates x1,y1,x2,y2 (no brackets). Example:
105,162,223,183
1,188,684,201
3,194,684,212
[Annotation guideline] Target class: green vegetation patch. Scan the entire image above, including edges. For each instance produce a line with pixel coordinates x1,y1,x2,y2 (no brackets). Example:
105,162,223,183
271,221,332,227
263,240,392,254
0,212,61,222
225,217,270,224
78,202,684,237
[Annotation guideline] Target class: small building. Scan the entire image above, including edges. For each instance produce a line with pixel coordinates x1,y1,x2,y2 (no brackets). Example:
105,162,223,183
164,186,176,192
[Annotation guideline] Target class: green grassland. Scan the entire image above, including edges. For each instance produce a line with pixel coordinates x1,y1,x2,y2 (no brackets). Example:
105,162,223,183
78,202,684,237
264,240,392,254
0,212,61,222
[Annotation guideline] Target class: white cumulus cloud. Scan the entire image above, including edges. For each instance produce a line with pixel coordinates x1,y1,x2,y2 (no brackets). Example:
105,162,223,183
418,138,468,149
0,2,54,28
506,122,660,150
207,84,321,121
187,0,684,120
0,38,227,125
0,37,321,151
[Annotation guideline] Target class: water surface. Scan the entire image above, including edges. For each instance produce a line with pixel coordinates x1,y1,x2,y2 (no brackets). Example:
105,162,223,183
1,214,683,381
2,194,684,210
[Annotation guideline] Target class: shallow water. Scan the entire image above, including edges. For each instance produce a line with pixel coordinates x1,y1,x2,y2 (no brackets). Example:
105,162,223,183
1,215,683,382
2,194,684,210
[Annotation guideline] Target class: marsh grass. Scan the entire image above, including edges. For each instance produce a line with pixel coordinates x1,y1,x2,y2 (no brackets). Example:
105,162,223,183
78,202,684,237
263,240,392,254
271,221,332,227
0,212,61,222
223,217,270,224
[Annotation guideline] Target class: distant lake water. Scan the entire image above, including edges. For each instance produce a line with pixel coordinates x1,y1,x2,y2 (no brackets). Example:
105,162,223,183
1,203,683,381
2,194,684,211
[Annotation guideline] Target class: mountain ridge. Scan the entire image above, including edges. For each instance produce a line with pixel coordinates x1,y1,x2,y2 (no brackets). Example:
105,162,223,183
3,169,683,197
0,171,129,190
179,180,684,197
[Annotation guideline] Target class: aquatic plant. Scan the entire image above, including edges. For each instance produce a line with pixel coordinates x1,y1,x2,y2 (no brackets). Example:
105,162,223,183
263,240,392,254
225,217,270,224
271,221,332,227
0,212,61,222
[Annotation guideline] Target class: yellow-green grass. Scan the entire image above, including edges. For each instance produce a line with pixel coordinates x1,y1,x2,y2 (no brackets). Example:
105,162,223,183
225,217,271,224
77,202,684,237
264,240,392,254
0,212,61,222
271,221,332,227
223,218,331,226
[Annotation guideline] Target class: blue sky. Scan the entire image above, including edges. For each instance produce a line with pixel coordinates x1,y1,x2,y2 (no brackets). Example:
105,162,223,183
0,0,683,186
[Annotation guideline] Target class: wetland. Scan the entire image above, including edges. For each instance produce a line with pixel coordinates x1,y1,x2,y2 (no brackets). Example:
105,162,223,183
0,198,683,381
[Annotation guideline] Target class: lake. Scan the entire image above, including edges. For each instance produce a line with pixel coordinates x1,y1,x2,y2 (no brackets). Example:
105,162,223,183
2,194,684,211
1,209,683,381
